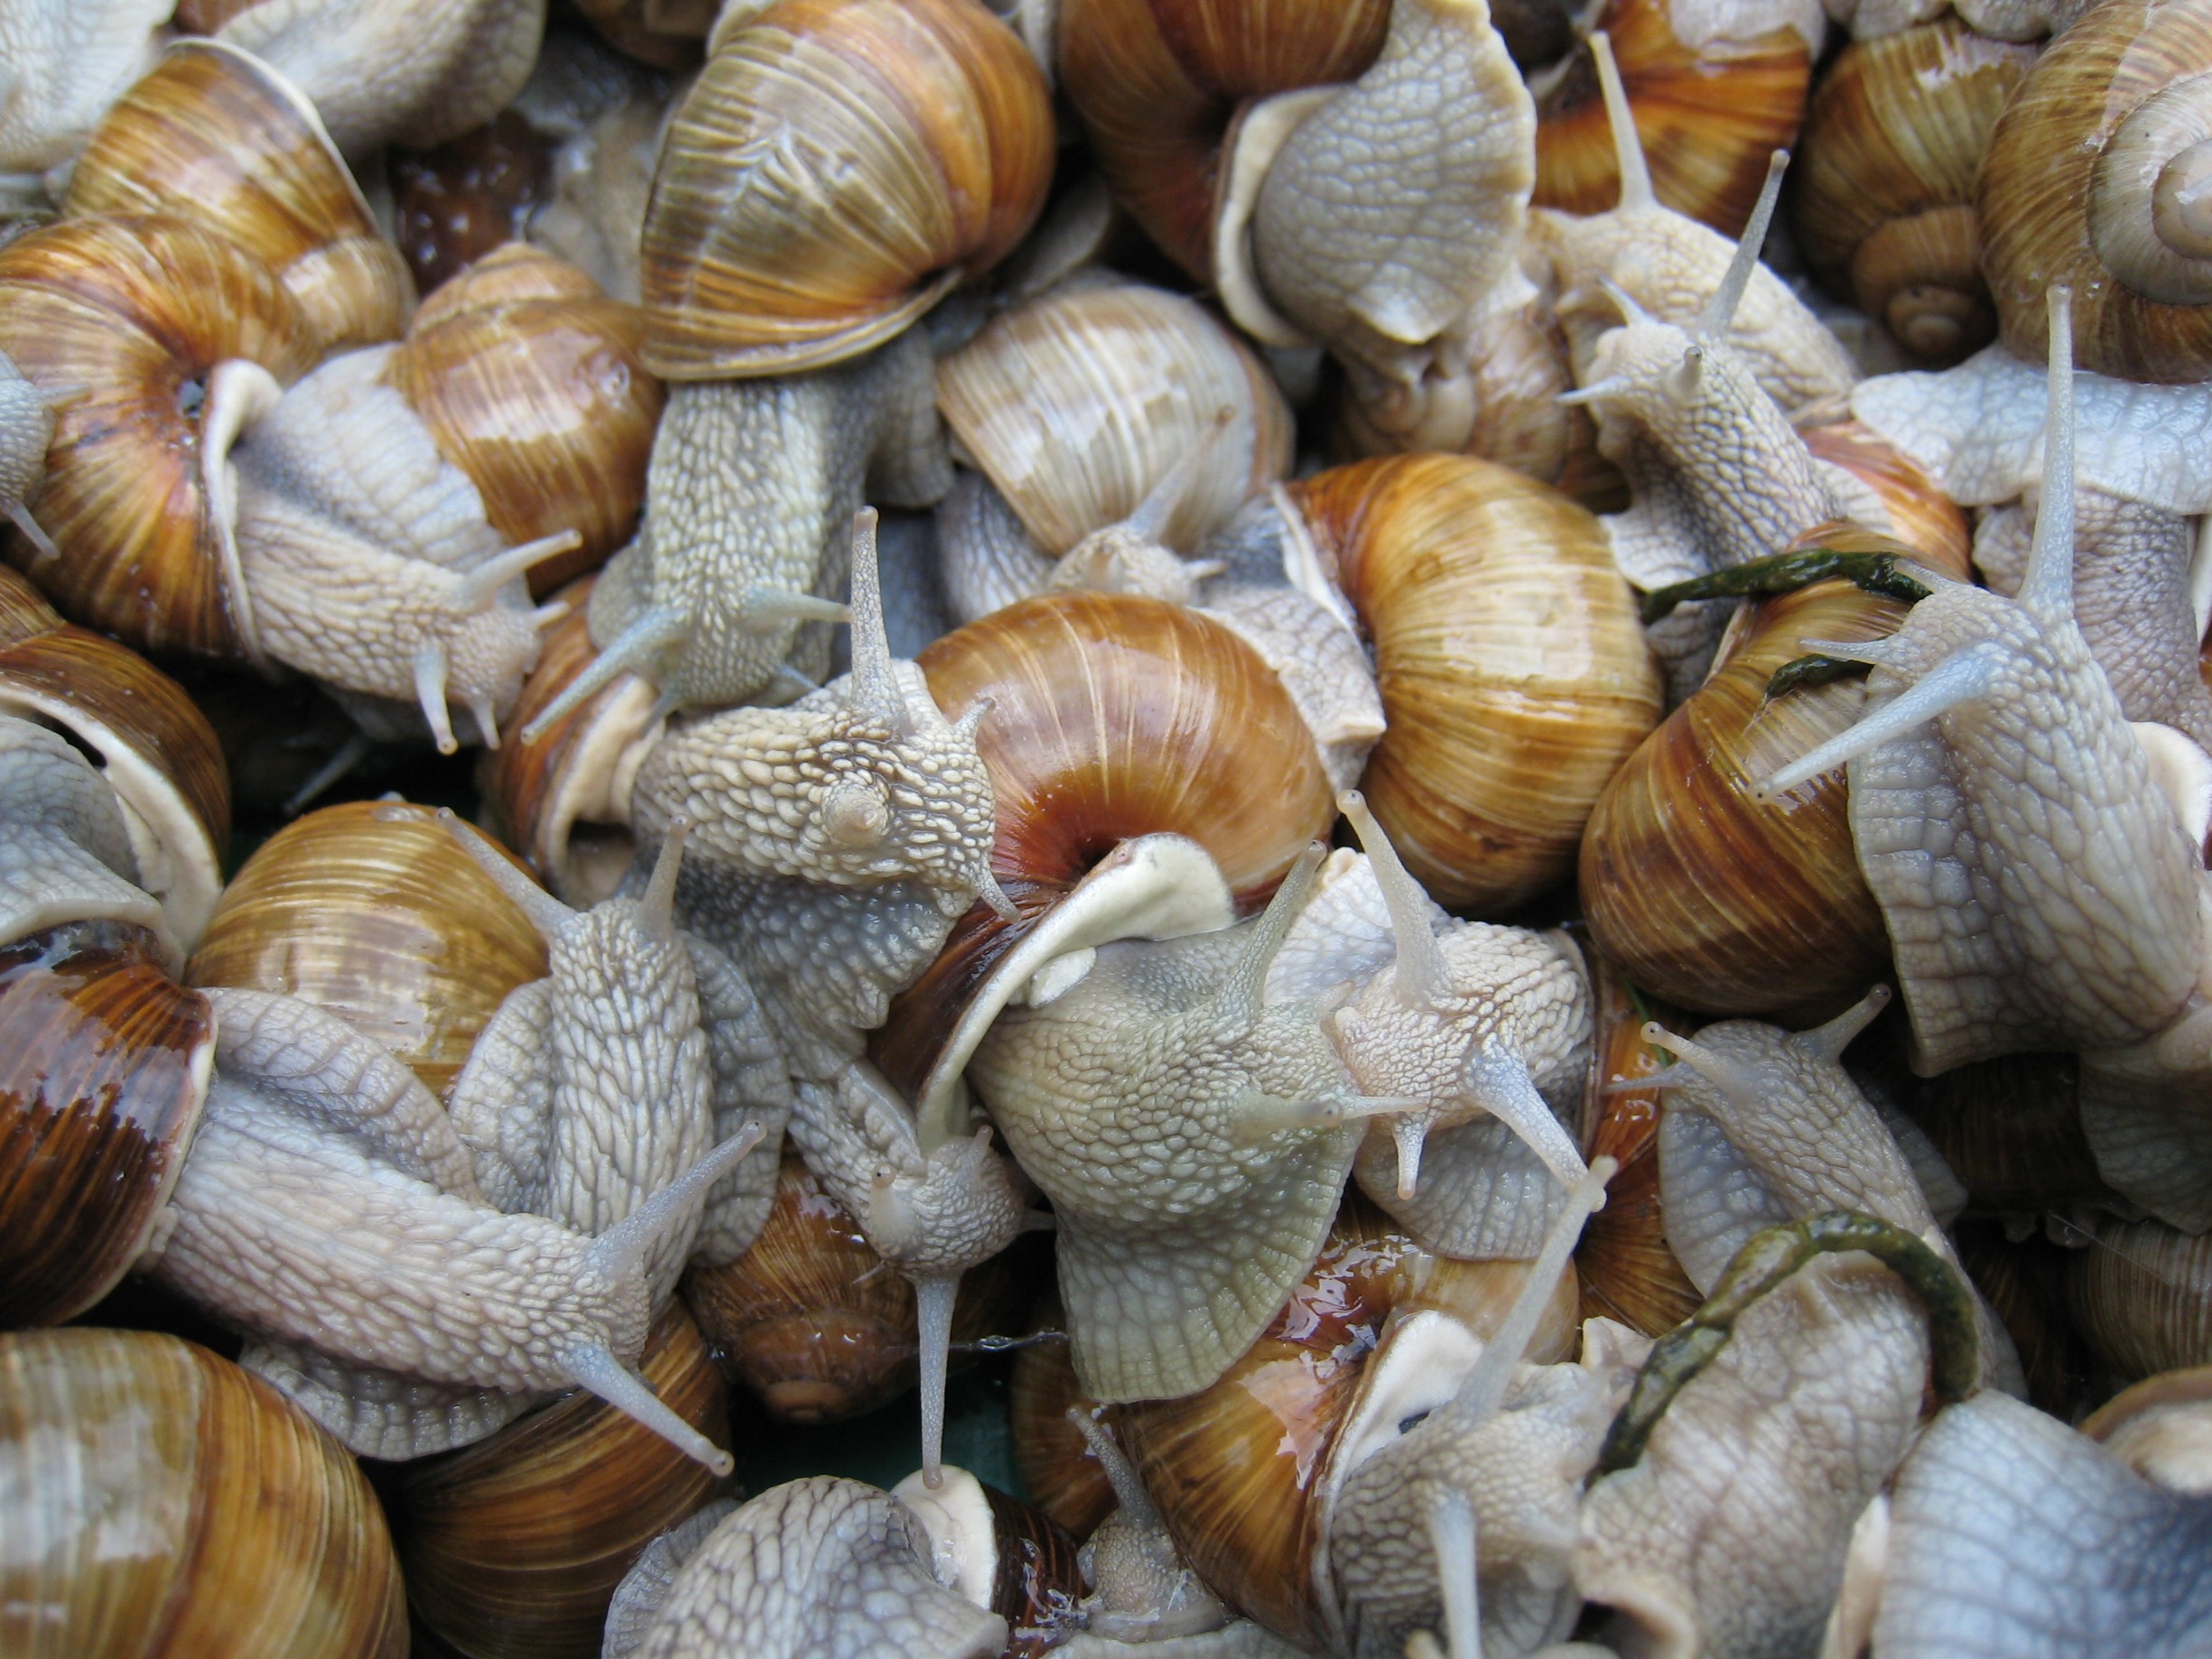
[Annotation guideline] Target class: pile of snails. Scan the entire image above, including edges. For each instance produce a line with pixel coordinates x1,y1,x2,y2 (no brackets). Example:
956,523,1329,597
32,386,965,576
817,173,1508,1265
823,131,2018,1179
5,0,2212,1655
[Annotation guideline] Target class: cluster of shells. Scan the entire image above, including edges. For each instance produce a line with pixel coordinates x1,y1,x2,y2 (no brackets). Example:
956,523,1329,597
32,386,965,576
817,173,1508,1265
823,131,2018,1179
9,0,2212,1654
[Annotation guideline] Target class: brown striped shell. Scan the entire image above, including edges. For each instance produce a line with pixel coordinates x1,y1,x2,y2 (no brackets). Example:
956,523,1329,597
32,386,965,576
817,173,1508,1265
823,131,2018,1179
1530,0,1812,238
874,591,1334,1102
385,244,664,596
1979,0,2212,383
2068,1217,2212,1382
0,567,230,950
1291,454,1662,913
1577,524,1972,1022
0,1327,407,1657
0,924,216,1329
65,39,415,356
185,800,548,1100
1115,1196,1577,1649
0,215,319,659
1792,19,2035,366
391,1303,730,1659
638,0,1055,378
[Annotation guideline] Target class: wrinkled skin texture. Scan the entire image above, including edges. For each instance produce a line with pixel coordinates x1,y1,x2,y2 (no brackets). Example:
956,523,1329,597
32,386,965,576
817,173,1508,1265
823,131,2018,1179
1815,572,2203,1071
1869,1392,2212,1657
0,349,54,544
1576,1255,1931,1659
583,331,949,713
623,1477,1007,1659
0,0,167,185
970,909,1362,1404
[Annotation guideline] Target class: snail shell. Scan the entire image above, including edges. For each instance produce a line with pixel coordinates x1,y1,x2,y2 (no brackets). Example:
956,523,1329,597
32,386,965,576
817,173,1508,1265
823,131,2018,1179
1290,453,1662,913
386,242,664,595
64,39,416,357
185,800,548,1100
638,0,1055,378
1529,0,1815,237
0,566,231,950
934,281,1295,566
1978,0,2212,383
390,1302,730,1659
1579,530,1950,1022
0,1327,407,1657
874,590,1334,1111
0,214,319,658
0,922,215,1327
2068,1216,2212,1382
1112,1195,1578,1649
1056,0,1392,280
1793,19,2036,365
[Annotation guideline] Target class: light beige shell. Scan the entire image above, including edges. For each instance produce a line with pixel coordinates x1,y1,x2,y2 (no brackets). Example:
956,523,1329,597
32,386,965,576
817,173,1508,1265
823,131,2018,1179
637,0,1055,378
936,282,1296,558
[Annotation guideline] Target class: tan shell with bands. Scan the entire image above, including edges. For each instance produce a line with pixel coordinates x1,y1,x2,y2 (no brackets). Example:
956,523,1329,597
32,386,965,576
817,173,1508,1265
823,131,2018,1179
639,0,1055,378
0,1328,407,1659
1979,0,2212,383
387,243,664,596
935,282,1295,557
1293,454,1663,914
1058,0,1391,281
1794,20,2035,365
1532,0,1811,238
876,591,1334,1099
392,1304,730,1659
0,927,215,1328
186,800,548,1099
66,40,414,357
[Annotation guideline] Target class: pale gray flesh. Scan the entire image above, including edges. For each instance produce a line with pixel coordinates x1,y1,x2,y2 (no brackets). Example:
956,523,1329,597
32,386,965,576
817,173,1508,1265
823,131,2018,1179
622,1477,1007,1659
0,350,55,552
567,329,950,721
1973,489,2212,750
970,857,1365,1403
1643,996,2022,1391
1871,1391,2212,1658
0,0,166,181
1576,1256,1931,1659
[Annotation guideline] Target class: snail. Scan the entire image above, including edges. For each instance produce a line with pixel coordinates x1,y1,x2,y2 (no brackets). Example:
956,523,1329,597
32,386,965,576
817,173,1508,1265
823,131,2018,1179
2066,1214,2212,1382
1758,290,2207,1073
1577,1213,1978,1658
0,1327,409,1658
202,0,550,160
0,0,169,204
0,349,59,561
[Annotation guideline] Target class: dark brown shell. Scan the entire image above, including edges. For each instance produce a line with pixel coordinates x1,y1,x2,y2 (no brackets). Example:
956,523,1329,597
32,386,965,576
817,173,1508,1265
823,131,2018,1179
390,1303,730,1659
1008,1294,1117,1542
0,924,215,1329
2068,1218,2212,1382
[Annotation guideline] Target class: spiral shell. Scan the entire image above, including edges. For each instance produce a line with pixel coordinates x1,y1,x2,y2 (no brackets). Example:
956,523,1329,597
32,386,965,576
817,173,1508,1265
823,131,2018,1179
0,215,318,658
64,40,415,356
874,591,1334,1100
0,1327,407,1657
1979,0,2212,382
638,0,1055,378
185,800,548,1099
1530,0,1812,236
2068,1217,2212,1381
935,281,1295,559
1291,454,1662,913
1793,19,2035,365
386,243,664,595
